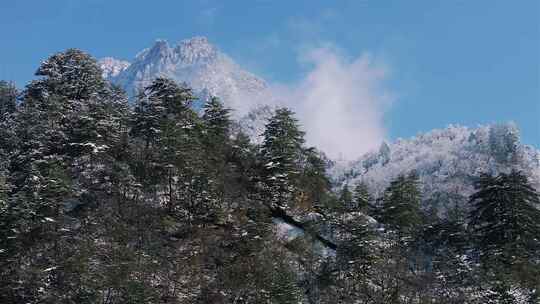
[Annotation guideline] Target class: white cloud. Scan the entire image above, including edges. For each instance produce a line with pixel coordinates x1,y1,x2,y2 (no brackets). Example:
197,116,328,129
271,45,393,160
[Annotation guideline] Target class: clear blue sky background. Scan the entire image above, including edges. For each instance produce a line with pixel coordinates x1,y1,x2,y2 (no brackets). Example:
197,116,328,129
1,0,538,147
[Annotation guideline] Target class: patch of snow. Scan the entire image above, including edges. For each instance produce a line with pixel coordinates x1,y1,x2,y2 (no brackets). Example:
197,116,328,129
98,57,130,79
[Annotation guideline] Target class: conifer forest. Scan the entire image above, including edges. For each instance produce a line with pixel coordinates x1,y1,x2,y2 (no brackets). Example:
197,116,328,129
0,48,539,304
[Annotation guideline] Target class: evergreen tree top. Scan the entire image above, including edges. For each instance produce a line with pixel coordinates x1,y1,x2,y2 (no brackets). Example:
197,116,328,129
379,172,423,235
33,48,107,101
469,170,540,266
0,81,18,116
262,107,305,155
202,96,231,133
144,77,195,112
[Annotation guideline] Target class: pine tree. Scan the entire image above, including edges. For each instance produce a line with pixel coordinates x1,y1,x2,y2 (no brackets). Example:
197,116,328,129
202,98,231,171
378,141,391,166
298,147,331,210
331,209,378,299
469,170,540,270
260,107,305,210
0,168,11,248
0,50,134,303
130,78,209,217
352,182,371,212
202,96,231,142
0,81,18,156
18,48,127,160
0,171,7,213
423,209,472,299
8,94,58,191
338,183,353,211
16,49,128,199
379,172,422,239
31,48,107,101
270,260,302,304
0,81,17,116
0,160,75,301
488,123,520,163
376,173,426,299
228,131,259,199
131,77,196,147
201,97,234,216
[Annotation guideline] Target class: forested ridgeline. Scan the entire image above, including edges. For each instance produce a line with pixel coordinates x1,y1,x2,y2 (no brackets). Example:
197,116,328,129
0,49,539,304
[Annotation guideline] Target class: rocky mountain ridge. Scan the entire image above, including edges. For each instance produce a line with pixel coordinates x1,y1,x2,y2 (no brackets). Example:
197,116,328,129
99,37,274,115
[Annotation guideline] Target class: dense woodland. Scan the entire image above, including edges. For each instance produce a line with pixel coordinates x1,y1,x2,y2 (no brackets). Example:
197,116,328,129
0,49,539,304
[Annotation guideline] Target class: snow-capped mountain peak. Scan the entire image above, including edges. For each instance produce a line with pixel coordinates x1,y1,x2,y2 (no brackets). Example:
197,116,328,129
98,57,130,79
100,36,274,116
176,36,218,64
144,39,171,60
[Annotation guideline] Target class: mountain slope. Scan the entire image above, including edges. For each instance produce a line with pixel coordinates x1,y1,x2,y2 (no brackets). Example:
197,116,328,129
331,123,540,215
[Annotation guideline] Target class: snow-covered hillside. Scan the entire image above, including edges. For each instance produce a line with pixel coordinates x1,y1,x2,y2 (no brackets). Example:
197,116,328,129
331,123,540,215
99,37,274,116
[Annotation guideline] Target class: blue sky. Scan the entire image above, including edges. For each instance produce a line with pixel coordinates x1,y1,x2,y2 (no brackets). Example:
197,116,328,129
1,0,538,148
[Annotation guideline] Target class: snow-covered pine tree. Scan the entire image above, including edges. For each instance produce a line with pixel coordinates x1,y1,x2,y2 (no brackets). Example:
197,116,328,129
330,207,378,300
378,141,391,166
338,183,353,211
202,96,231,143
0,81,17,116
379,172,423,239
33,48,107,101
352,181,371,213
0,81,18,160
298,147,331,210
131,77,211,217
423,210,472,300
131,77,196,146
469,170,540,272
201,96,233,215
0,171,7,213
0,167,10,248
260,107,305,210
269,260,302,304
24,49,130,202
488,123,520,163
8,92,58,190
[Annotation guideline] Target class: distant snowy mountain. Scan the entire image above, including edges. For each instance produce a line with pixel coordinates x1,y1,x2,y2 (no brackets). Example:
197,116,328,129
98,57,130,79
331,123,540,216
99,37,274,116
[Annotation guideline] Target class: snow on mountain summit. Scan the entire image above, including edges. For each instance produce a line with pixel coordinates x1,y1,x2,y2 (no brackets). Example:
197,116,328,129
98,57,130,79
100,36,273,116
176,36,218,64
